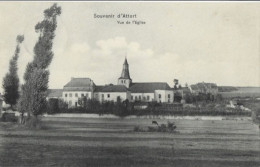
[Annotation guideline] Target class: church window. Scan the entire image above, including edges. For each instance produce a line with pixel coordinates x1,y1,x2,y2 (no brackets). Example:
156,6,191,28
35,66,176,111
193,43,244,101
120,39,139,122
168,94,170,98
139,95,141,100
135,96,137,100
107,94,110,98
65,93,67,97
147,96,150,100
159,94,161,99
121,80,123,84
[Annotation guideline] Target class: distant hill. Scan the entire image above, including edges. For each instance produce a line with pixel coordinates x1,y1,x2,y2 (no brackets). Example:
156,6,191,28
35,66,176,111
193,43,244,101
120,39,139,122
218,86,238,92
218,86,260,98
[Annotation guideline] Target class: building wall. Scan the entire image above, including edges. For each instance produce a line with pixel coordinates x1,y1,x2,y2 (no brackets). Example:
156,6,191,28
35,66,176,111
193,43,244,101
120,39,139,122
98,92,130,102
155,90,174,103
130,93,155,102
62,91,93,107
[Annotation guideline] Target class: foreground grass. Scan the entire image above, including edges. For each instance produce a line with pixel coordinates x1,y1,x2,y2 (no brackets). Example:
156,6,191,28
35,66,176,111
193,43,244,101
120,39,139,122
0,117,259,167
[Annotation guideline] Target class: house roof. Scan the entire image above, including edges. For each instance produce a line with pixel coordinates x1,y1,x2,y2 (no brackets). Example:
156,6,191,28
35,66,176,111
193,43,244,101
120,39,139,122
47,89,63,98
99,85,128,92
63,78,94,91
94,85,105,92
64,78,94,87
129,82,172,93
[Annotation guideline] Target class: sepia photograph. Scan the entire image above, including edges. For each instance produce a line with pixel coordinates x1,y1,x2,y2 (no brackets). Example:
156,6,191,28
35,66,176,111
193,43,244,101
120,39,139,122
0,1,259,167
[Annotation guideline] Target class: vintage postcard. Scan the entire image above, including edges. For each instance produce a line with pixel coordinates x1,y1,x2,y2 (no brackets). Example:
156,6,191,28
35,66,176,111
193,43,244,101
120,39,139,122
0,1,259,167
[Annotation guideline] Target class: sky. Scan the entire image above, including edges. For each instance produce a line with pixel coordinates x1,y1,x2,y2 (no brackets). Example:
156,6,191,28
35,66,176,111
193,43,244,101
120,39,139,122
0,2,259,92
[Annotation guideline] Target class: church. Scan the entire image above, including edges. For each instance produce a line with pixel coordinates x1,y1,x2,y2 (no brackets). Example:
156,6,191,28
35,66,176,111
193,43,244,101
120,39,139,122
61,58,174,107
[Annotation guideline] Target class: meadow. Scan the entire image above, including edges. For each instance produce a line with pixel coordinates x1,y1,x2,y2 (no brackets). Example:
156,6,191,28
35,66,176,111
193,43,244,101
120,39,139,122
0,116,259,167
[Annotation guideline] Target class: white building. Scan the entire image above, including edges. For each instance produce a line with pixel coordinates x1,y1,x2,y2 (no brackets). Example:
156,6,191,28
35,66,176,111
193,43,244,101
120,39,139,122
62,78,95,107
48,58,174,107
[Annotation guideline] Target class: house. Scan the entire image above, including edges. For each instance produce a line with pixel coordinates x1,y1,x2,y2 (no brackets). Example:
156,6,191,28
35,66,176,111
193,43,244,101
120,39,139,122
95,85,131,102
129,82,173,103
53,58,174,107
190,82,218,95
62,78,95,107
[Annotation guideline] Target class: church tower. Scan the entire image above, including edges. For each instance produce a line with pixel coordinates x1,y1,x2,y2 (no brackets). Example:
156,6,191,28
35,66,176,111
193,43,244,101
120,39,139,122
118,58,132,88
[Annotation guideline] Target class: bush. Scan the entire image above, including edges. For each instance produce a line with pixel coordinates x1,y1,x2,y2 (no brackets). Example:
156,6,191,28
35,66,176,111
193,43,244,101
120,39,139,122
1,113,18,122
133,126,140,132
167,121,177,132
147,126,157,132
158,124,167,132
47,98,59,114
25,117,46,129
137,122,177,133
133,126,145,132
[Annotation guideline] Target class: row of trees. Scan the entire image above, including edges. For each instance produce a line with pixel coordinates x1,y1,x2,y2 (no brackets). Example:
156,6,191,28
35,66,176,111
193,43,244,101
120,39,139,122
1,4,62,122
47,97,130,117
173,91,223,104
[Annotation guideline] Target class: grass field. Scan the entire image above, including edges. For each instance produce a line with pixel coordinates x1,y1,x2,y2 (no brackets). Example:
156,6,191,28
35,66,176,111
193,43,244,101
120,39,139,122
0,117,259,167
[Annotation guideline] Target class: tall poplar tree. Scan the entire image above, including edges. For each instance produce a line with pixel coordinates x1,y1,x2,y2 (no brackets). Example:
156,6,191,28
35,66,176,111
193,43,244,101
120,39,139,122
2,35,24,109
19,4,61,117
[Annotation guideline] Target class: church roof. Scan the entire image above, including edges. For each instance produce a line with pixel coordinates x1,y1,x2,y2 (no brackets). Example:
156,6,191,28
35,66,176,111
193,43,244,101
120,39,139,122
63,78,95,91
119,58,131,80
129,82,172,93
97,85,128,92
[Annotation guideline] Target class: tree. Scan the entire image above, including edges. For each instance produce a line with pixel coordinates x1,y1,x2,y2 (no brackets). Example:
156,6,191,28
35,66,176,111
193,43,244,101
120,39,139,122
178,84,182,89
19,4,61,117
2,35,24,109
173,79,179,90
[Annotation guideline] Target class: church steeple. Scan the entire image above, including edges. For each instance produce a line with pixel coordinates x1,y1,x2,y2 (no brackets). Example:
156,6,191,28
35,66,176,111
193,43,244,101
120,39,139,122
120,58,131,79
118,58,132,88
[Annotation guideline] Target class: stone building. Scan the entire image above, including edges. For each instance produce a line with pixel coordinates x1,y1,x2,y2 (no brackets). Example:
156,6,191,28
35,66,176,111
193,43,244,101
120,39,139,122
49,58,174,107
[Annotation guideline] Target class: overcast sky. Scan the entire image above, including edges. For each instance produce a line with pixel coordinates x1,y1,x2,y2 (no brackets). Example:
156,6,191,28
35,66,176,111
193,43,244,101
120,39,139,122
0,2,259,92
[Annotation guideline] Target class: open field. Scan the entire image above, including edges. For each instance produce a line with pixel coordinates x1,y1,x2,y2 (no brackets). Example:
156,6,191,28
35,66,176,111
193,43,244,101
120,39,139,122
0,117,259,167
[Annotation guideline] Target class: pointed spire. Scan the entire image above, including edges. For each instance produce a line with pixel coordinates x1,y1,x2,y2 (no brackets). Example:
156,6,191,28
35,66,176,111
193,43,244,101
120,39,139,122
124,57,128,65
119,58,131,79
124,51,128,65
